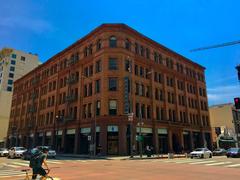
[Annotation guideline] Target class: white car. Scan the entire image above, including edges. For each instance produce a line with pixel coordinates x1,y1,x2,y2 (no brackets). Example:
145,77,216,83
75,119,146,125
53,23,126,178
0,148,9,157
36,146,56,158
8,147,27,158
190,148,212,159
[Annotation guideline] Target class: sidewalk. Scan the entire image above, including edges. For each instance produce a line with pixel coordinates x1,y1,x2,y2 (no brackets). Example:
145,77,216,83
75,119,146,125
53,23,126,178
57,153,188,160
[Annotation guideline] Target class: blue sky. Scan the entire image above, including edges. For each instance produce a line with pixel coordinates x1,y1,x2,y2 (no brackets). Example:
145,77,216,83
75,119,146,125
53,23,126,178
1,0,240,105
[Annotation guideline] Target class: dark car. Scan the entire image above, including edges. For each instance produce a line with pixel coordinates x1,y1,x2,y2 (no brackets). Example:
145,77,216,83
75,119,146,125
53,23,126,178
213,148,227,156
226,148,240,158
22,148,38,160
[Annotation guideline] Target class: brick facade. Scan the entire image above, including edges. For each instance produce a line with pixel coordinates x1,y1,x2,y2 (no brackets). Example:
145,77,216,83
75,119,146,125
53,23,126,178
7,24,212,155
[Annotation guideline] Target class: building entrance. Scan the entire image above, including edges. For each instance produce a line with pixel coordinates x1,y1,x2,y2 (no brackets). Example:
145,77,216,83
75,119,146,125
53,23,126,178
107,132,118,155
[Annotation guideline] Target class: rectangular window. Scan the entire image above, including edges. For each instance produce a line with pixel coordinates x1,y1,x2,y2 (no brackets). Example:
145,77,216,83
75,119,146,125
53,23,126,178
89,65,93,76
96,100,101,116
95,79,101,93
125,60,130,72
109,100,117,115
95,60,102,73
109,58,118,70
12,54,17,59
140,67,144,77
11,60,16,65
89,83,92,96
135,65,138,76
9,73,14,78
8,79,13,85
84,85,87,97
84,67,88,77
21,56,26,61
7,86,12,91
109,78,117,91
88,103,92,118
10,66,15,71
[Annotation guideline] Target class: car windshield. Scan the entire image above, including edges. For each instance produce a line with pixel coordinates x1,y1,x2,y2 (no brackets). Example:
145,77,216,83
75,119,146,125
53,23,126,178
194,148,204,151
16,147,25,151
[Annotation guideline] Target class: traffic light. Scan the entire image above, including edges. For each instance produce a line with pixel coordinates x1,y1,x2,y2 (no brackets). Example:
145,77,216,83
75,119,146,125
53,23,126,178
234,97,240,109
236,65,240,81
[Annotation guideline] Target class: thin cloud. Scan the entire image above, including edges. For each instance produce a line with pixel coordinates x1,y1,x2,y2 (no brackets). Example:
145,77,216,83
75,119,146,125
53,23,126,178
207,84,240,105
0,16,54,34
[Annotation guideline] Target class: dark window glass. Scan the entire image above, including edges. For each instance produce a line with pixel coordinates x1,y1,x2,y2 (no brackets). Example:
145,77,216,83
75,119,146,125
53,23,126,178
95,79,101,93
11,54,17,59
95,60,102,73
109,78,117,91
109,36,117,48
109,58,118,70
96,100,101,116
89,65,93,76
7,86,12,91
11,60,16,65
9,73,14,78
89,83,92,96
146,48,150,59
21,56,26,61
125,39,131,50
109,100,117,115
135,43,139,54
8,79,13,85
135,65,138,75
96,39,102,51
10,66,15,71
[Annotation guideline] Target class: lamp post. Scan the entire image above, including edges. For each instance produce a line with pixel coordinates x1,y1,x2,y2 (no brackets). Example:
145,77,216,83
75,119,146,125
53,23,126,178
138,104,143,158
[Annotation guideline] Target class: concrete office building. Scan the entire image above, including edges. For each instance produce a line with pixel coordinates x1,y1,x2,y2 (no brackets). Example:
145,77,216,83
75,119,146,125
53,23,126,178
209,103,240,149
0,48,40,147
7,24,212,155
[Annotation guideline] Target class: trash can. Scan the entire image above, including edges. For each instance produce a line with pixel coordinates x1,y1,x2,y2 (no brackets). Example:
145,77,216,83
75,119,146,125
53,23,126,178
168,153,174,159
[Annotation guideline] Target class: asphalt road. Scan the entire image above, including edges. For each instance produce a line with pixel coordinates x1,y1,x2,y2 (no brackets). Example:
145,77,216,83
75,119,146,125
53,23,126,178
0,156,240,180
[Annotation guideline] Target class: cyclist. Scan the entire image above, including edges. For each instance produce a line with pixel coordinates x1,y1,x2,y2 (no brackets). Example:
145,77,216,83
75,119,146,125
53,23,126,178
32,147,50,179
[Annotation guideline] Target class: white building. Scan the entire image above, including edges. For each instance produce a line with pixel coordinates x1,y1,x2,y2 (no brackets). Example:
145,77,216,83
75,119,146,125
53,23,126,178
0,48,41,147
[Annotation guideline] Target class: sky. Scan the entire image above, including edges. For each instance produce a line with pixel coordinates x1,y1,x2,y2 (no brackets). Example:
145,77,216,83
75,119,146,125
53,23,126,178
0,0,240,105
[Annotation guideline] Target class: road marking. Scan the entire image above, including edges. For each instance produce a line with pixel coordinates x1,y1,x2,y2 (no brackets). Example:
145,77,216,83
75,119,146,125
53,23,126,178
225,163,240,168
189,160,216,165
48,160,63,164
175,160,205,164
2,163,20,168
12,161,29,166
205,162,232,166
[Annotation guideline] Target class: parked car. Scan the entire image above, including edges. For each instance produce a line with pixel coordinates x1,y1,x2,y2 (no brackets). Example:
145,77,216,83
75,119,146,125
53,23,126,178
213,148,227,156
0,148,9,157
22,148,38,160
36,146,56,158
226,148,240,158
8,147,27,158
190,148,212,159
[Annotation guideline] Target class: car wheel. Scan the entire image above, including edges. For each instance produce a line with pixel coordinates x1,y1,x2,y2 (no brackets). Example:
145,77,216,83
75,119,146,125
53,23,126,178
190,156,193,159
209,154,212,158
201,154,204,158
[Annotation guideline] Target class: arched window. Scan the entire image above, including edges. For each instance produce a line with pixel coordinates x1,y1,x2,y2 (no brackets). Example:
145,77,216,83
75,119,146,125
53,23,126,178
96,39,102,50
109,36,117,48
125,39,131,50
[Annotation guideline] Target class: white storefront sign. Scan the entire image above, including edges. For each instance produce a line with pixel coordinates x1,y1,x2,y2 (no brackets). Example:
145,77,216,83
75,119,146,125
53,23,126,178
81,128,91,134
137,127,152,134
67,129,76,135
46,131,52,137
158,128,168,135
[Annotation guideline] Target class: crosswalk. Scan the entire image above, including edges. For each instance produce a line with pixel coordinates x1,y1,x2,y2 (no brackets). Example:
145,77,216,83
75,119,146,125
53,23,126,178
0,159,63,179
157,158,240,168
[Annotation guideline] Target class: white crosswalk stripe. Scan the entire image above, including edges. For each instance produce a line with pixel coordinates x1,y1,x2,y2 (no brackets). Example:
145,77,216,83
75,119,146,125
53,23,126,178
205,162,232,166
189,160,216,165
225,163,240,168
150,158,240,168
0,169,25,178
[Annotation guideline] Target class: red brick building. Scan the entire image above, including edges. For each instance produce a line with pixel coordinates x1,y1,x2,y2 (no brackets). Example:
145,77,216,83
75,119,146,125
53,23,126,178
7,24,212,155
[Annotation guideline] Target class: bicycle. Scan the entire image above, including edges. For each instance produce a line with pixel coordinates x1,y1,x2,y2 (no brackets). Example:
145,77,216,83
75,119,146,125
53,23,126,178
22,168,54,180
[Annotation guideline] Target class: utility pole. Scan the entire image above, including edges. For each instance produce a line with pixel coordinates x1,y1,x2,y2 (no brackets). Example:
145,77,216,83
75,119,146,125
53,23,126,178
139,104,143,158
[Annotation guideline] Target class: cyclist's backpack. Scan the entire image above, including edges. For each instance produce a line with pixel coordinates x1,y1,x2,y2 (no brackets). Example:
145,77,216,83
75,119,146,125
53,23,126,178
29,148,42,168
